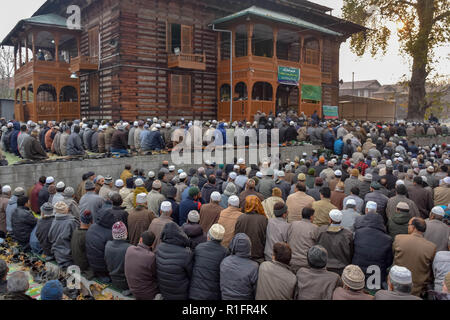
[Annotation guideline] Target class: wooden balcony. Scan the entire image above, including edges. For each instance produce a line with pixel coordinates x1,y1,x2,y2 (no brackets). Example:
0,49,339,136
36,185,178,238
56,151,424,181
69,55,99,73
168,52,206,71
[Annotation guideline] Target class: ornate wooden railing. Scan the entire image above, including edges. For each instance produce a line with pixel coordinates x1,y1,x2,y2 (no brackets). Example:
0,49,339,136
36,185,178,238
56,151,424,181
168,52,206,70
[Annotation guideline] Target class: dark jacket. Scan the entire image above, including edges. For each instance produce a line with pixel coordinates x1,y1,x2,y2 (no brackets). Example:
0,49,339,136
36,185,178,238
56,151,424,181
189,240,227,300
179,197,202,226
71,228,90,271
108,206,129,228
234,211,268,262
200,183,218,204
38,185,50,210
387,211,412,240
105,239,132,290
124,244,159,300
11,206,37,247
10,122,20,155
352,213,393,283
35,216,55,256
66,132,84,155
22,135,47,160
220,233,259,300
48,214,79,267
156,223,193,300
181,223,207,250
318,225,354,271
85,208,116,273
111,130,128,150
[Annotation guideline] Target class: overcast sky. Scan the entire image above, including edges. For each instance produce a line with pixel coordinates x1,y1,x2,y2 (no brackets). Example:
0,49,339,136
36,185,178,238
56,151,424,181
1,0,449,85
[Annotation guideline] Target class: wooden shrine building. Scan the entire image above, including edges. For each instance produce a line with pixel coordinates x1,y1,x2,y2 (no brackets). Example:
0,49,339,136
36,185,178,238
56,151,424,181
2,0,365,122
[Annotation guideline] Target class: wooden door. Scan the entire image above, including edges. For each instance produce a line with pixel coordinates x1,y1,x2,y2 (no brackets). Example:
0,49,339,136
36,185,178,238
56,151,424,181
89,27,99,57
181,25,193,54
89,73,100,107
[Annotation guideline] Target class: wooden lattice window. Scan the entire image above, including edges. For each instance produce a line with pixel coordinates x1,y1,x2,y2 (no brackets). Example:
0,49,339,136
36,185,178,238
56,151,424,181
170,74,191,107
166,22,193,54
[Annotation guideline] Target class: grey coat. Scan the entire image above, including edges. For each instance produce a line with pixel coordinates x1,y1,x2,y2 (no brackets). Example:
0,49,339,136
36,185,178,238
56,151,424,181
255,261,296,300
220,233,259,300
256,177,276,199
264,217,289,261
344,177,361,196
66,132,84,155
79,191,104,222
424,219,450,252
296,267,341,300
48,214,79,267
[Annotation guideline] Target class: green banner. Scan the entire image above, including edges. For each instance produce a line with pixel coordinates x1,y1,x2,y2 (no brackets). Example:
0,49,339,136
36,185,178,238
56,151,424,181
278,66,300,86
301,84,322,101
323,105,338,119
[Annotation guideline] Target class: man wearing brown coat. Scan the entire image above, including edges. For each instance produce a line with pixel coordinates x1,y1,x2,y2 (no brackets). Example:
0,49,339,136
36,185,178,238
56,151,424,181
393,217,437,297
312,187,337,227
286,182,315,223
0,186,11,238
424,206,450,252
386,184,420,219
148,201,175,251
199,192,223,234
288,207,320,273
296,245,341,300
407,176,434,219
217,196,242,249
433,177,450,206
128,194,156,246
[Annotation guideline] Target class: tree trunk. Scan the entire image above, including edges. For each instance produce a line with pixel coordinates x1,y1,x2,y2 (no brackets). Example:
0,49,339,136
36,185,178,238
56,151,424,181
406,57,427,120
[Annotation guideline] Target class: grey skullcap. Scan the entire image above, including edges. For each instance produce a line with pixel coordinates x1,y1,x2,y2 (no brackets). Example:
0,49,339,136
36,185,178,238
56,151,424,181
389,265,412,285
224,183,237,196
307,245,328,269
364,174,372,182
63,187,75,197
40,202,54,217
85,180,95,191
190,176,199,186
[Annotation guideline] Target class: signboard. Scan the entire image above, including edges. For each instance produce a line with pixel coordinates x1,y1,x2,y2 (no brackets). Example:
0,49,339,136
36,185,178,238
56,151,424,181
301,84,322,101
323,105,339,119
278,66,300,86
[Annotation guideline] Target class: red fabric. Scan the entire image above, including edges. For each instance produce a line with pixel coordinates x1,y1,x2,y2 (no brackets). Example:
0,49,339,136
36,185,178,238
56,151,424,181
356,161,369,176
30,182,44,213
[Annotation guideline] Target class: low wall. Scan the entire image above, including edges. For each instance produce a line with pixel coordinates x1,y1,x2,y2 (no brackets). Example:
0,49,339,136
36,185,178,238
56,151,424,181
1,135,448,192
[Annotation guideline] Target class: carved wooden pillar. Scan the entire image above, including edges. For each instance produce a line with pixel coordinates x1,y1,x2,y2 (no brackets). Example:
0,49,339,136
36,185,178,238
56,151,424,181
32,32,36,63
247,23,253,57
25,36,28,63
55,33,59,62
273,27,277,61
14,45,17,71
299,34,304,64
19,40,22,66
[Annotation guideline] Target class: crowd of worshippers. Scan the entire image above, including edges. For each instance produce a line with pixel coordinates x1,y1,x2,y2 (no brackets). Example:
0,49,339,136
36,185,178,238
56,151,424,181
0,146,450,300
0,110,447,161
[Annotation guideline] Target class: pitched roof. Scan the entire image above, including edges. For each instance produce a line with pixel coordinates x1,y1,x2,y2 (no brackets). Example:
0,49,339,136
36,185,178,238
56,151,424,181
1,13,80,46
212,6,342,36
339,80,381,90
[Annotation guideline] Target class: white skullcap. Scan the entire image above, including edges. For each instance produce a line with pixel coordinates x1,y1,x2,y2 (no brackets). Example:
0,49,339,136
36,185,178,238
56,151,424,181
166,123,171,128
136,193,147,204
329,209,343,223
256,172,263,178
169,165,175,171
179,172,187,180
398,157,403,162
431,206,445,216
366,201,377,211
133,121,139,127
277,170,285,177
209,224,225,241
56,181,65,189
386,160,392,166
345,198,356,207
233,165,240,170
444,159,450,165
394,153,400,157
148,171,155,178
334,170,342,176
228,195,240,207
229,172,237,180
210,191,221,202
153,117,158,122
427,166,434,172
135,178,144,187
178,169,184,174
160,201,172,212
115,179,124,188
389,265,412,285
395,180,405,186
2,185,11,193
205,159,211,165
237,158,245,165
444,177,450,185
290,121,295,126
188,210,200,223
46,177,55,184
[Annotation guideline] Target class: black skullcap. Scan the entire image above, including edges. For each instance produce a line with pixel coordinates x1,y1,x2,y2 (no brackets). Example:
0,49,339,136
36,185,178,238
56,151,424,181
307,245,328,269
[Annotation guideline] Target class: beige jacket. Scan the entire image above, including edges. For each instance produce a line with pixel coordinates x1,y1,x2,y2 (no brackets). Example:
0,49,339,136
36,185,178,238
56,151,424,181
286,191,314,223
217,206,243,248
288,219,319,272
262,196,285,219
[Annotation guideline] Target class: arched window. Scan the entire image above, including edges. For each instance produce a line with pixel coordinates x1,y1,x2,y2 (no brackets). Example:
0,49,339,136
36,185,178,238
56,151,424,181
21,87,26,104
220,84,231,102
277,29,300,62
252,82,273,101
27,85,34,102
35,31,56,61
235,25,248,57
37,84,57,102
235,82,247,100
59,86,78,102
252,24,273,58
